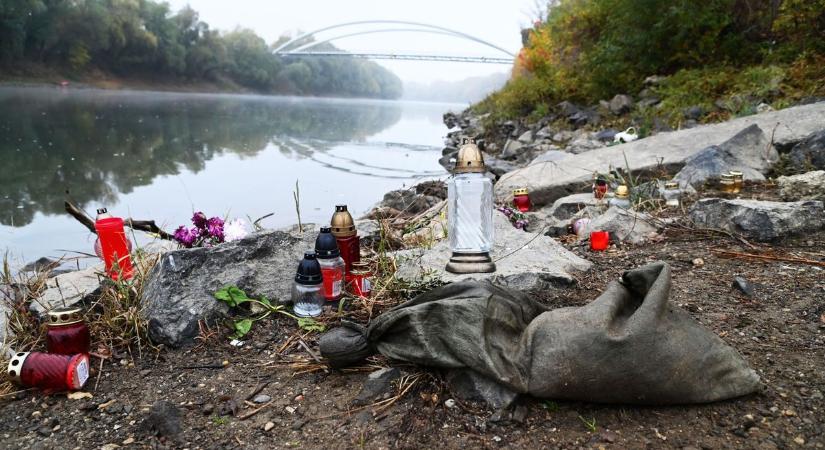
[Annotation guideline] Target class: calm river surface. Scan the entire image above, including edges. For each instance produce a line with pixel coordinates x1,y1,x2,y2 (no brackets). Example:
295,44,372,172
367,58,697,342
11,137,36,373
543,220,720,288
0,86,457,267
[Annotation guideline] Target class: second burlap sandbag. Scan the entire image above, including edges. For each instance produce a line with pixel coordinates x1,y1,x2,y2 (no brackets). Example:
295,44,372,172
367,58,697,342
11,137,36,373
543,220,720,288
320,261,762,404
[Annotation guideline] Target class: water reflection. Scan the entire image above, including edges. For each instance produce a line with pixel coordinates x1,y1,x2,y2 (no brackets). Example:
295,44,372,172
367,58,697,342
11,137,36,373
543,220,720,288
0,88,406,227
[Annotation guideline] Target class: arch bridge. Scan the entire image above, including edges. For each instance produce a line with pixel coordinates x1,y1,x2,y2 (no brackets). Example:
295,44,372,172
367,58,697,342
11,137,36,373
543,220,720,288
273,20,515,65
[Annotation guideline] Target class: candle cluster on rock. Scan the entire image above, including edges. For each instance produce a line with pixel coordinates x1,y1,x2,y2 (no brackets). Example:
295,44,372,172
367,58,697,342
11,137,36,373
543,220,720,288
446,138,496,274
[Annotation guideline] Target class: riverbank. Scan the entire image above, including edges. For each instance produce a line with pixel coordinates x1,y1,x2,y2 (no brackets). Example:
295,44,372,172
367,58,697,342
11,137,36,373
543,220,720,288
2,95,825,448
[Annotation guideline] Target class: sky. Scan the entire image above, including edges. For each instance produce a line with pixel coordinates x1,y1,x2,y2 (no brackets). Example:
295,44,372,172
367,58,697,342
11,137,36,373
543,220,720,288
164,0,543,83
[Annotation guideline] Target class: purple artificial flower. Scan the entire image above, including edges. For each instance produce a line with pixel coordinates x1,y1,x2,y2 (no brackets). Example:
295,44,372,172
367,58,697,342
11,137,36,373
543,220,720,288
206,217,225,242
173,226,198,248
191,211,207,229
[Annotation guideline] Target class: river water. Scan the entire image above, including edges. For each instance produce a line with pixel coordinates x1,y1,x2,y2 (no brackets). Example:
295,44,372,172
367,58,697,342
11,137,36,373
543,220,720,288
0,86,456,267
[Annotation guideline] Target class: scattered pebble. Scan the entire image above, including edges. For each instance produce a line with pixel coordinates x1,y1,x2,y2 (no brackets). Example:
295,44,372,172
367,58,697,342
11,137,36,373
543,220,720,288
285,406,296,414
692,258,704,268
264,422,275,432
444,399,456,409
794,436,805,445
253,394,272,404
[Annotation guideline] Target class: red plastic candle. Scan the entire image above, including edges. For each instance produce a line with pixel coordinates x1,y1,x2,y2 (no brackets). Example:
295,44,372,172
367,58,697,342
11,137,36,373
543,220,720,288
7,352,90,391
512,188,531,212
330,205,360,274
46,306,90,355
593,179,609,200
94,208,133,280
590,231,610,251
349,262,372,298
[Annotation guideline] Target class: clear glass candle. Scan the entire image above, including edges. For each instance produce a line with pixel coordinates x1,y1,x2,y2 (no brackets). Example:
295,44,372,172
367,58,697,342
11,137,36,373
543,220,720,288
292,252,324,317
448,172,494,253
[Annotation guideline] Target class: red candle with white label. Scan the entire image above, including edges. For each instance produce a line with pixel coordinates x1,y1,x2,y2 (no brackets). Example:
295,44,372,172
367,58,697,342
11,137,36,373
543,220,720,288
7,352,90,391
349,262,372,298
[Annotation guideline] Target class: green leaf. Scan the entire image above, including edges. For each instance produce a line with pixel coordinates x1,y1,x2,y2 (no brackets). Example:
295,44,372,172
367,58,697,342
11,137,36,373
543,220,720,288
232,318,253,338
259,295,272,307
214,285,249,307
297,317,326,333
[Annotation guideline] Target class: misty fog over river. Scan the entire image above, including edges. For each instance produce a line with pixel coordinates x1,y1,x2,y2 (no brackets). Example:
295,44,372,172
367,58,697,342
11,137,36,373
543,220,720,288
0,86,456,266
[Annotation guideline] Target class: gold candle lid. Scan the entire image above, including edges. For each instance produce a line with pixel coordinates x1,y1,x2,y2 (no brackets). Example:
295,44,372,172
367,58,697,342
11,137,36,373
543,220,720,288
350,261,371,275
664,181,679,189
729,170,743,178
330,204,356,237
47,306,84,326
615,185,630,198
720,173,734,181
453,138,485,174
513,188,529,196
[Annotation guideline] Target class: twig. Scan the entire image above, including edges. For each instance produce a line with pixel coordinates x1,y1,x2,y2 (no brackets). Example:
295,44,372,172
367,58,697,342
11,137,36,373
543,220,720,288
713,249,825,267
298,339,322,363
177,363,226,370
237,400,273,420
293,180,303,233
64,200,173,240
244,380,271,401
93,357,104,392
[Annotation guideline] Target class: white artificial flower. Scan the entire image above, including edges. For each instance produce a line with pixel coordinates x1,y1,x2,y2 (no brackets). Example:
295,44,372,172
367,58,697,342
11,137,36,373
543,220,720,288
224,218,249,242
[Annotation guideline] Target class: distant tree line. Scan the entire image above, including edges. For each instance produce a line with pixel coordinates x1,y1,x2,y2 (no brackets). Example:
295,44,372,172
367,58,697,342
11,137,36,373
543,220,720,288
0,0,403,99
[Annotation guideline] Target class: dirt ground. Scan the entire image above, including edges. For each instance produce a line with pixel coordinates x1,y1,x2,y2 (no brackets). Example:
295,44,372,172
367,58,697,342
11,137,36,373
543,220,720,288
1,194,824,449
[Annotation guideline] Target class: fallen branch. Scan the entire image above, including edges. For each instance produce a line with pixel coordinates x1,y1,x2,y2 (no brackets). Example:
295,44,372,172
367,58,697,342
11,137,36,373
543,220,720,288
237,400,273,420
64,200,173,240
713,249,825,267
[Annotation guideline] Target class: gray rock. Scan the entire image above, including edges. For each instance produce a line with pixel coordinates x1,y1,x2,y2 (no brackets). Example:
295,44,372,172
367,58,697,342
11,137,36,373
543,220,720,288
352,368,401,406
500,139,524,160
544,193,600,221
143,227,318,347
529,149,569,166
395,212,591,291
31,265,103,316
609,94,634,115
253,394,272,404
535,126,554,139
445,369,518,410
732,276,754,297
690,198,824,242
21,257,58,273
0,285,15,342
557,101,581,117
510,143,562,167
483,152,518,178
789,129,825,171
638,97,661,108
644,75,666,86
685,106,704,120
141,401,182,441
495,102,825,208
777,170,825,201
552,130,575,143
569,110,597,127
566,134,605,154
517,130,534,144
594,128,618,142
584,206,659,244
377,188,442,216
756,103,774,113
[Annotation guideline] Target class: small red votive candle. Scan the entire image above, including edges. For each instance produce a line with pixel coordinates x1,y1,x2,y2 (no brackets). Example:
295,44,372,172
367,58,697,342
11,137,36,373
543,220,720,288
46,306,91,355
590,231,610,251
513,188,531,212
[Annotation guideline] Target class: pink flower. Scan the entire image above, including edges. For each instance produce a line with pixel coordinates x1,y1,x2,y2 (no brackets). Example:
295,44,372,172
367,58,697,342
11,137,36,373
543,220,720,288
191,211,207,229
206,217,225,242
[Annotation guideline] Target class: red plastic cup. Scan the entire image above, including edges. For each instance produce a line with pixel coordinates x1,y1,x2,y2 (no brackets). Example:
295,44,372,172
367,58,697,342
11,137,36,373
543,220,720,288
590,231,609,251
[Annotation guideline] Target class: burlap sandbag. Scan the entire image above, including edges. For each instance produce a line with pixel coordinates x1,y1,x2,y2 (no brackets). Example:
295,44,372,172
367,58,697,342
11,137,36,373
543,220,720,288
320,262,762,404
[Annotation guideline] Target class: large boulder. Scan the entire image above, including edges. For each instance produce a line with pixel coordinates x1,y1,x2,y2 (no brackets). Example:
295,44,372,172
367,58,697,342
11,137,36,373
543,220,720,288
583,207,659,244
689,198,824,242
31,265,103,316
395,212,592,292
674,124,778,188
544,193,600,221
777,170,825,201
143,227,319,347
495,102,825,208
789,129,825,171
609,94,634,115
